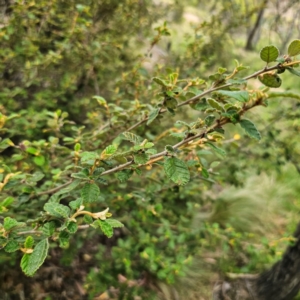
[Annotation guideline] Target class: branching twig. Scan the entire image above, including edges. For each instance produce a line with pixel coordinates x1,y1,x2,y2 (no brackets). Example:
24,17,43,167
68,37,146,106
31,180,73,198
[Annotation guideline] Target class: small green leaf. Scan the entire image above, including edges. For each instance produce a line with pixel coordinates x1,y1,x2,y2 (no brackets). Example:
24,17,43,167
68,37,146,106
147,108,160,125
42,222,56,237
97,220,113,238
30,172,45,182
152,77,170,87
201,168,209,179
24,236,34,249
69,198,83,210
67,221,78,234
176,120,191,129
3,217,19,231
81,183,100,203
33,155,45,166
190,98,209,111
288,39,300,57
59,231,70,248
165,145,176,154
206,142,226,158
164,157,190,186
44,203,71,218
4,240,19,253
144,142,154,149
217,90,249,102
122,132,142,144
165,97,178,110
0,138,14,152
83,214,94,224
239,119,261,140
74,143,81,151
205,115,216,127
26,147,39,155
260,45,279,63
93,95,107,106
80,151,99,165
286,67,300,77
116,169,133,182
1,196,14,208
258,73,282,88
71,172,89,180
101,145,117,159
105,219,124,228
21,238,49,276
134,153,149,164
207,98,224,111
145,148,157,155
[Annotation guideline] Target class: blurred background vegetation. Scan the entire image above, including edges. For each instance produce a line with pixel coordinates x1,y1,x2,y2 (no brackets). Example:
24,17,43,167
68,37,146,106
1,0,300,299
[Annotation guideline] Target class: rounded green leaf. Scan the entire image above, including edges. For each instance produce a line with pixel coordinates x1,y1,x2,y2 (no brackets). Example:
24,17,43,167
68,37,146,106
164,157,190,186
259,45,279,63
258,73,282,88
134,153,149,164
288,39,300,57
33,155,45,166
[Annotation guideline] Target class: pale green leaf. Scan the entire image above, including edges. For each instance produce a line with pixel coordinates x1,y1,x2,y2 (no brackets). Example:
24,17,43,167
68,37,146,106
286,67,300,77
122,132,142,144
147,108,160,125
207,98,224,111
71,172,89,180
288,39,300,56
80,151,99,165
44,203,70,218
101,144,117,159
206,142,226,157
81,183,100,203
218,90,249,102
259,45,279,62
105,219,124,228
152,77,170,87
239,119,261,140
164,157,190,186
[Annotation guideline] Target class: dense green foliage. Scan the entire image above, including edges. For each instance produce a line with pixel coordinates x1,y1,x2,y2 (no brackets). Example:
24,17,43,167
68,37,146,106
1,1,300,299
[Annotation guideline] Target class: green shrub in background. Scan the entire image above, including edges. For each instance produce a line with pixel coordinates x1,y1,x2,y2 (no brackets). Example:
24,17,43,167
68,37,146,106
1,0,300,299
